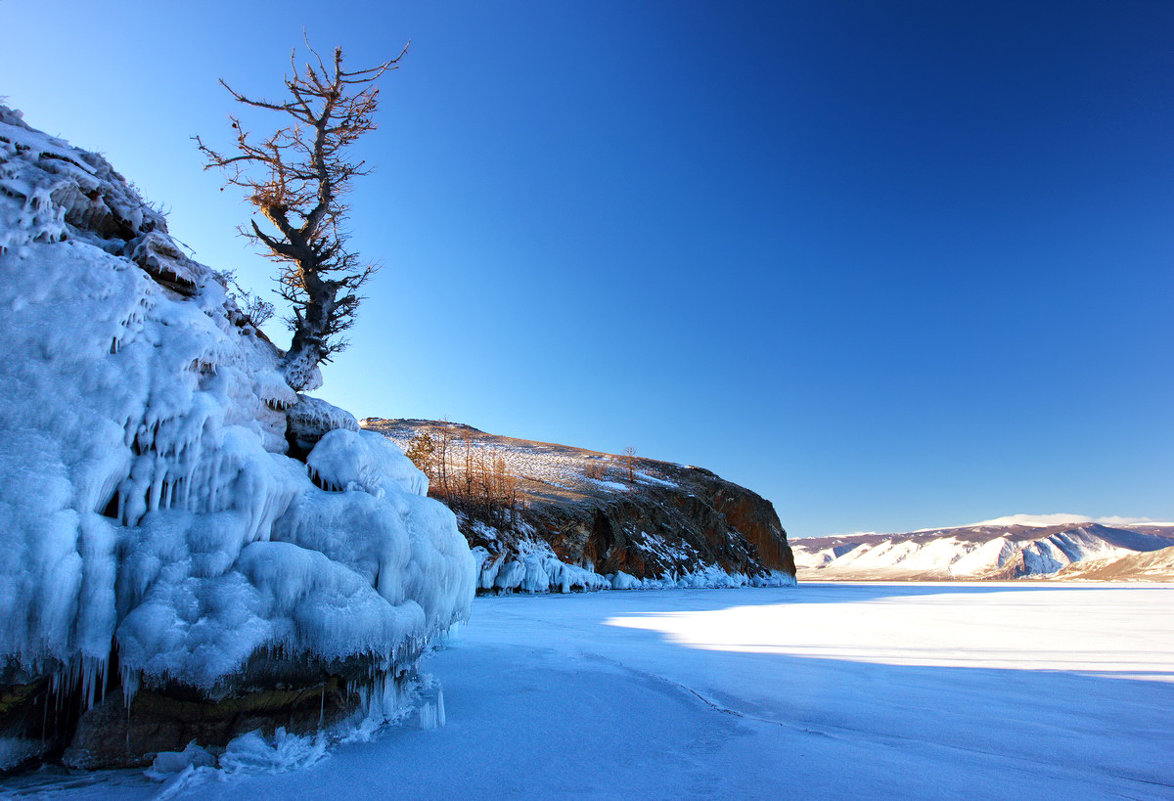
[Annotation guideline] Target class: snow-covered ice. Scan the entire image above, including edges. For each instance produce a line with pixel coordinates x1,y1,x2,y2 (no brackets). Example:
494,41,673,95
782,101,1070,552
7,582,1171,800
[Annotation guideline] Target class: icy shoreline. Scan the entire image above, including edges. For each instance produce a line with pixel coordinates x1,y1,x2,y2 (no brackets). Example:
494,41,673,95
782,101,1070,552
472,540,795,594
5,583,1172,801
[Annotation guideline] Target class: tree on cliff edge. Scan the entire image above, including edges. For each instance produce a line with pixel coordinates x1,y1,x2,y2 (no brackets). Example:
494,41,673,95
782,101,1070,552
195,40,405,390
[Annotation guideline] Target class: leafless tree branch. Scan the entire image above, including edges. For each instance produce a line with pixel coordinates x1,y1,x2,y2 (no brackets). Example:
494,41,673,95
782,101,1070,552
195,40,406,389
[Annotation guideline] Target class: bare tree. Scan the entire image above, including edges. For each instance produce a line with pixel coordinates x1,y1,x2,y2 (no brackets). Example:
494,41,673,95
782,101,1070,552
460,429,475,498
623,446,636,482
435,420,452,503
216,269,275,327
195,39,406,390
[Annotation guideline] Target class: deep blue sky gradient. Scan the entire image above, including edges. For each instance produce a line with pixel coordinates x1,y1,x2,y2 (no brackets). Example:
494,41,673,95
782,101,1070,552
3,1,1171,535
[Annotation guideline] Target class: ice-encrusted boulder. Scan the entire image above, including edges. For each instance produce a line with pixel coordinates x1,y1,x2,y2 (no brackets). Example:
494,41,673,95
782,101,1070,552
286,394,360,455
0,107,475,769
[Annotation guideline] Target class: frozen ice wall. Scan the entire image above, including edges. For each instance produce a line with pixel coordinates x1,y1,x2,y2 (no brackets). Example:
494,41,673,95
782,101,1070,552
0,105,474,760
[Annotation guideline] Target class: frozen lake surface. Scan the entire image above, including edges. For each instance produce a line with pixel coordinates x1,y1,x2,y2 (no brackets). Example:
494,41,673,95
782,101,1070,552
6,582,1173,800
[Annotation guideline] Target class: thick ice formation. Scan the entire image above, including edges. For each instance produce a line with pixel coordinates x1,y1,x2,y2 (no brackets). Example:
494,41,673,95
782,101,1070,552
0,105,474,743
470,538,794,594
472,540,612,594
287,394,360,453
608,566,794,590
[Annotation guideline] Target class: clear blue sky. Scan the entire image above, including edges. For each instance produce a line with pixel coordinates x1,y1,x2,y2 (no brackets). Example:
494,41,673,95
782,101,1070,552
4,1,1172,536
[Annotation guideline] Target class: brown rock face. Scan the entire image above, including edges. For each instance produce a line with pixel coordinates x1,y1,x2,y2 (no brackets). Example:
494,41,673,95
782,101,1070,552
1,659,397,771
362,419,795,584
62,679,354,769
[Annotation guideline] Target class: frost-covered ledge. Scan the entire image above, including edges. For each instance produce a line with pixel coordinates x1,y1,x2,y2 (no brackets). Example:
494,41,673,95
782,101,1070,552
0,106,474,770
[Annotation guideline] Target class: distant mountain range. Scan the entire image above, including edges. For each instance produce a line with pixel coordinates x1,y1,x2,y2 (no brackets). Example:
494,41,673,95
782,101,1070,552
792,519,1174,581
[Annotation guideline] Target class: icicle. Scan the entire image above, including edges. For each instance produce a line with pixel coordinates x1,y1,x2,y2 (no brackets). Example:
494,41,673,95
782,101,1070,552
148,471,162,512
120,665,140,708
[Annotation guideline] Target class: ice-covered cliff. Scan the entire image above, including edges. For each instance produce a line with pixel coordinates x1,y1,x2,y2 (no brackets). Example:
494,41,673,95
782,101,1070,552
0,107,474,769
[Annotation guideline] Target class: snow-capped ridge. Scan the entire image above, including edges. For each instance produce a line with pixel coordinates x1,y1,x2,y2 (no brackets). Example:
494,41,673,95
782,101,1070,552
793,519,1174,581
919,513,1164,531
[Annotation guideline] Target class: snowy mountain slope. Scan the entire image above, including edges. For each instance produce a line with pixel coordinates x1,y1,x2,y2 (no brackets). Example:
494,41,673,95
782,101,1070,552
792,521,1174,580
0,107,474,768
363,419,796,592
1049,544,1174,581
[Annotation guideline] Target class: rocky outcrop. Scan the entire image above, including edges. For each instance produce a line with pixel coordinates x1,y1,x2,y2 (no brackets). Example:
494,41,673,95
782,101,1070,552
362,419,795,589
61,675,358,769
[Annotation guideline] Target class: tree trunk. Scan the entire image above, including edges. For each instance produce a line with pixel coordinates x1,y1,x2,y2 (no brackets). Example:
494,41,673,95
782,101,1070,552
282,268,336,390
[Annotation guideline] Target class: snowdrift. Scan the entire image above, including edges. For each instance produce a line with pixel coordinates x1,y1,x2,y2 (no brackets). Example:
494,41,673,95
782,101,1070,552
0,106,474,768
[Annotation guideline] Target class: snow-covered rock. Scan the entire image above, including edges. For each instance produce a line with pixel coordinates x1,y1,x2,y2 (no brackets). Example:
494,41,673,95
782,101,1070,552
0,106,474,767
286,394,360,454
